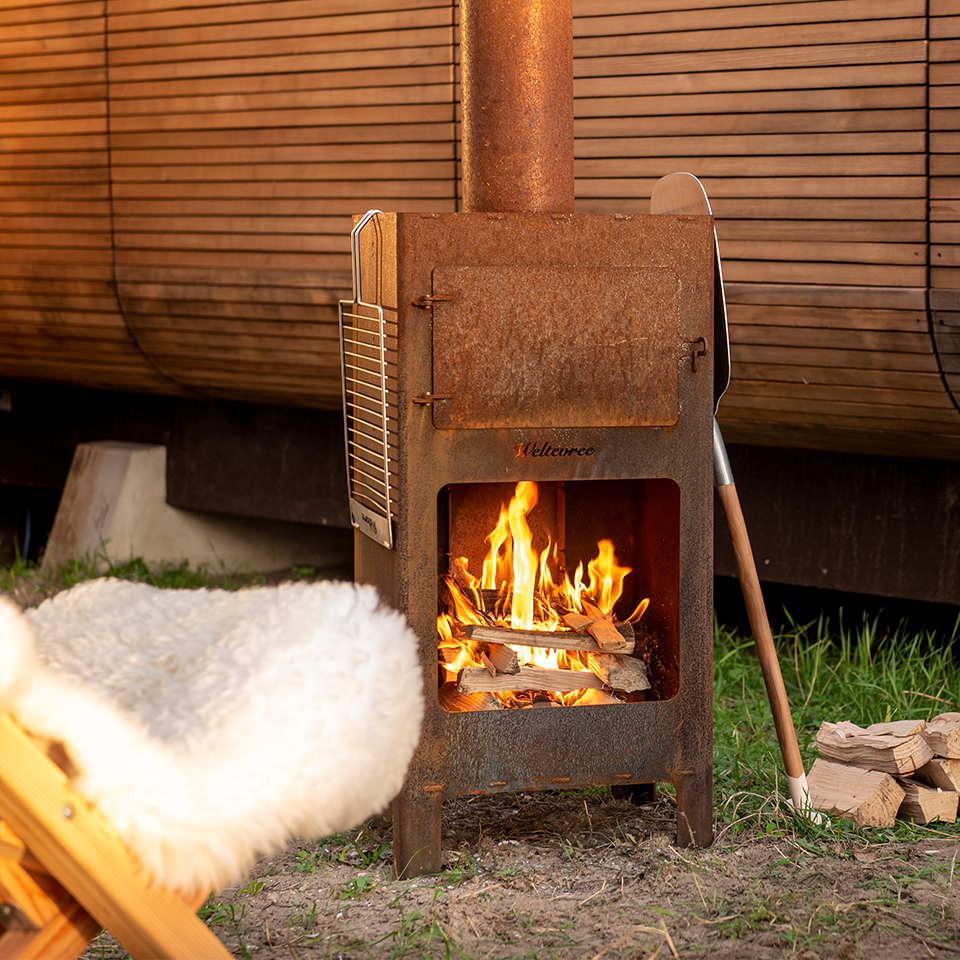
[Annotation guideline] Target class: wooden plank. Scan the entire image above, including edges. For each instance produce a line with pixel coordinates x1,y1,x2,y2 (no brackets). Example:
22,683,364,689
575,62,925,95
575,88,925,119
109,62,453,101
719,239,925,266
728,325,932,353
725,381,957,411
108,44,453,83
109,102,455,133
721,260,927,287
110,122,456,148
575,0,926,38
573,19,926,61
107,0,439,22
580,109,924,141
574,40,929,78
580,176,928,200
724,282,927,310
717,396,960,427
576,131,925,157
729,303,927,330
730,343,941,373
719,220,926,243
108,6,451,49
105,24,453,66
732,362,943,391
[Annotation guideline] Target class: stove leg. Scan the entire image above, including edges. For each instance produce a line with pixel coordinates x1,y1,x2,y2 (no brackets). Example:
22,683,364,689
392,783,443,878
675,769,713,847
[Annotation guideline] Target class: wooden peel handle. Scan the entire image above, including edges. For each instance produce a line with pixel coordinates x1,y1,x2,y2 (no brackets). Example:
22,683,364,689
715,481,805,781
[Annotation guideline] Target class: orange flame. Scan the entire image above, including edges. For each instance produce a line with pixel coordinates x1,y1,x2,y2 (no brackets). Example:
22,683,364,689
439,481,647,707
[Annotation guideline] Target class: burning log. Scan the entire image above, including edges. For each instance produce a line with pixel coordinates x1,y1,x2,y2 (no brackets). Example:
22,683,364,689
480,643,520,675
462,622,634,654
815,720,934,775
571,688,622,706
578,599,628,651
457,665,605,696
584,653,650,693
439,682,504,712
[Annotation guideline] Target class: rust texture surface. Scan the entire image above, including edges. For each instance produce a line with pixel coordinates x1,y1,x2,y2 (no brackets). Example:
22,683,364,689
432,265,680,428
460,0,574,213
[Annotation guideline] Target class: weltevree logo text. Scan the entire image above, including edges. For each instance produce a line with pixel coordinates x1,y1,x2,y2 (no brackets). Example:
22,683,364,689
513,441,596,459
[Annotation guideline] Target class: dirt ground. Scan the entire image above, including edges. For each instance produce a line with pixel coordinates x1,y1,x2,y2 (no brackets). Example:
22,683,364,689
85,787,960,960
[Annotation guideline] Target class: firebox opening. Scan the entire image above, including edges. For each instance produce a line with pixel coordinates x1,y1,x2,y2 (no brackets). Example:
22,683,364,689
437,479,680,712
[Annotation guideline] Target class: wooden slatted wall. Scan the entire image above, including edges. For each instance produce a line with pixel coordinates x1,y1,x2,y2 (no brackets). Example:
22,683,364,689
3,0,960,457
572,0,960,458
108,0,456,407
930,0,960,410
0,0,173,393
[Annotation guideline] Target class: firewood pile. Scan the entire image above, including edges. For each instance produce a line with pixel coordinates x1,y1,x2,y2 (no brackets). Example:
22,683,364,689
439,605,650,711
806,714,960,826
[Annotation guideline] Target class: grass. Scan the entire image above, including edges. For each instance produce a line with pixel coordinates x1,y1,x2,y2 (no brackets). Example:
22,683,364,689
5,554,958,958
712,603,960,840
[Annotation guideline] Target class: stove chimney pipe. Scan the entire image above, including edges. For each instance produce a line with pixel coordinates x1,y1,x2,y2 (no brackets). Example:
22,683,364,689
460,0,576,214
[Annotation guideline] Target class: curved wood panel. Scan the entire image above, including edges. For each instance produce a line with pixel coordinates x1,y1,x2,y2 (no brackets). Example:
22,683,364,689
1,0,959,457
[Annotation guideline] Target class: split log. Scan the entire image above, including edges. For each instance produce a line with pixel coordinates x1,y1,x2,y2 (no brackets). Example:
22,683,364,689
480,643,520,675
462,623,634,654
562,612,596,633
438,682,503,712
913,757,960,793
571,688,622,706
579,600,627,651
457,665,604,696
806,758,905,827
862,719,926,738
896,777,959,824
920,712,960,758
584,653,650,693
816,721,934,775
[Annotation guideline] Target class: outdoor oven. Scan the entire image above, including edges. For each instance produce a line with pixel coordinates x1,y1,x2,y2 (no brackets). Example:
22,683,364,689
339,0,716,879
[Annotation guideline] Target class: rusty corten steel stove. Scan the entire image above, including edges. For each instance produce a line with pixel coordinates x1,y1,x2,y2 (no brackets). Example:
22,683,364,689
341,209,716,877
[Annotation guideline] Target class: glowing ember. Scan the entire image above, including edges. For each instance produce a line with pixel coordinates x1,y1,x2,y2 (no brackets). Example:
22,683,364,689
438,481,649,708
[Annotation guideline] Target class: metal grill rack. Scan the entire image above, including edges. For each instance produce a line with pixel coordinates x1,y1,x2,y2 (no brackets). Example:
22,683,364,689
339,211,397,549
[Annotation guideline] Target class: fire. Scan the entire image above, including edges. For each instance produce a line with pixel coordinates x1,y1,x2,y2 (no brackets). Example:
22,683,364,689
438,481,648,708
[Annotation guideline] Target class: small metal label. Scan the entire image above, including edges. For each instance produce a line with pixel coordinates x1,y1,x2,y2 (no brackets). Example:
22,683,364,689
349,498,392,549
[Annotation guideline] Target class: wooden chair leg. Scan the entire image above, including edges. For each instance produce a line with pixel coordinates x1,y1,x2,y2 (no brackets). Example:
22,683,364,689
0,714,231,960
0,856,100,960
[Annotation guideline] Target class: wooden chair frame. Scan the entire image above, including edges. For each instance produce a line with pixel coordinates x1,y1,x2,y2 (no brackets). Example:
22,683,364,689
0,713,231,959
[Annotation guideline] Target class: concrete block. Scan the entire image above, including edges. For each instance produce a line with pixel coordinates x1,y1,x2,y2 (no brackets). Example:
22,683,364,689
41,442,352,576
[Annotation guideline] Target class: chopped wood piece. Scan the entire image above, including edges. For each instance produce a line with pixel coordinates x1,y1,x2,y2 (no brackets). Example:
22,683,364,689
579,599,629,651
586,619,627,651
914,757,960,792
457,665,605,696
896,777,959,824
438,682,503,713
480,650,497,677
816,721,934,774
480,643,520,675
584,653,650,693
571,689,622,706
920,712,960,758
562,612,596,633
806,758,905,827
864,719,926,738
462,623,634,654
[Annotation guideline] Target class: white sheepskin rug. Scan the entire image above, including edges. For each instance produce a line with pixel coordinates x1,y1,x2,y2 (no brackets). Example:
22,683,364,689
0,578,423,893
